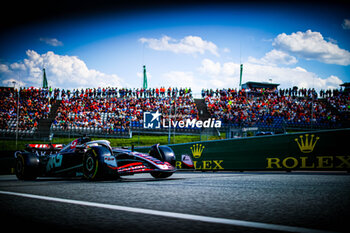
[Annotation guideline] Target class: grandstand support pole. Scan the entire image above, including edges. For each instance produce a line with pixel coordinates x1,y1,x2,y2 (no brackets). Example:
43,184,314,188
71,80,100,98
283,118,287,134
311,94,314,129
168,104,171,145
311,78,315,129
239,64,243,90
43,68,48,89
143,65,148,89
173,101,176,144
16,85,19,149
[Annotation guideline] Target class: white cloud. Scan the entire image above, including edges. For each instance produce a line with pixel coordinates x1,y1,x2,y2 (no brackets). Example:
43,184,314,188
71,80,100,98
197,58,343,91
2,78,25,87
222,62,237,76
198,59,239,77
197,59,238,91
242,62,343,90
139,35,219,57
39,37,63,47
273,30,350,66
0,64,10,73
198,59,221,76
162,57,343,94
161,71,195,87
223,48,231,53
342,19,350,30
0,50,125,89
248,49,298,66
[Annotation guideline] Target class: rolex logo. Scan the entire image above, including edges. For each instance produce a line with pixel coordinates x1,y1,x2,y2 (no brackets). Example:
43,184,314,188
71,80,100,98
294,134,319,153
190,144,205,159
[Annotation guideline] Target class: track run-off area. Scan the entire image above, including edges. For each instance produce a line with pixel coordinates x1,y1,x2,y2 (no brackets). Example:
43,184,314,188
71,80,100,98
1,172,349,233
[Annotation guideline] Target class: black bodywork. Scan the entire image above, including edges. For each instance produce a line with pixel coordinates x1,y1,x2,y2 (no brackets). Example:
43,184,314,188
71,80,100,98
14,137,193,180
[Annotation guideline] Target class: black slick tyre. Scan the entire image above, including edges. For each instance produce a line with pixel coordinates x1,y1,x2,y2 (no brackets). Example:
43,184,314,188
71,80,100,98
15,153,38,180
83,149,102,181
150,171,174,179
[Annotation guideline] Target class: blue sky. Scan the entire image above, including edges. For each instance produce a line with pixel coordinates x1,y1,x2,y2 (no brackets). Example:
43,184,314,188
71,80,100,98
1,2,349,95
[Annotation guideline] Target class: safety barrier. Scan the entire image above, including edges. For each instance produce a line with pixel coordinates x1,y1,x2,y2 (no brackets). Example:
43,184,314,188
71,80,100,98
1,129,349,175
139,128,350,171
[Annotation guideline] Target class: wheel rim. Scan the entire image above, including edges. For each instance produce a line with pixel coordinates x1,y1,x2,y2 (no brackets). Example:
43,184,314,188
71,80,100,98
86,156,94,172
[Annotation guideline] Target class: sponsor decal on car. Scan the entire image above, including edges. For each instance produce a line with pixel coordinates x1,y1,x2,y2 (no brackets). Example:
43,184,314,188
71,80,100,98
28,144,63,149
46,154,63,172
116,162,152,173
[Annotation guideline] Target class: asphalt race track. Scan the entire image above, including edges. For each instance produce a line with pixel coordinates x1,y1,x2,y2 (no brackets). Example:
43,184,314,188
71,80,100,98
1,172,350,233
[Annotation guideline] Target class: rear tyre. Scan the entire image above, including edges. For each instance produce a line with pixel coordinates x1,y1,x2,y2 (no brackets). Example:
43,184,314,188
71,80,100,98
15,153,38,180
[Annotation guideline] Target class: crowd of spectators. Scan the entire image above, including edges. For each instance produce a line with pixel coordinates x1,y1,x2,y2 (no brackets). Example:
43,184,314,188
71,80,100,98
1,85,348,137
0,87,51,133
202,87,319,99
203,87,349,129
50,87,192,100
52,87,197,133
326,89,350,126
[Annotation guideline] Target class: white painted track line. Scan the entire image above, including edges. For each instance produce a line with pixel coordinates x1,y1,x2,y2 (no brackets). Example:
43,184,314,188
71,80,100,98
0,190,336,233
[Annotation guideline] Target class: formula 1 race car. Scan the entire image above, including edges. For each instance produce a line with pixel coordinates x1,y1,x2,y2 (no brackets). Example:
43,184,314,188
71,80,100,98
14,136,193,180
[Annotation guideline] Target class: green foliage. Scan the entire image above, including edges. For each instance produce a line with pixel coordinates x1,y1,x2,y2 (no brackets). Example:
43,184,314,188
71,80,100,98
0,134,225,151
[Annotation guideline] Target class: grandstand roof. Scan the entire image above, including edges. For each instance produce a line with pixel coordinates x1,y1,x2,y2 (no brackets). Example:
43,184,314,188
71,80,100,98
242,81,280,89
340,82,350,92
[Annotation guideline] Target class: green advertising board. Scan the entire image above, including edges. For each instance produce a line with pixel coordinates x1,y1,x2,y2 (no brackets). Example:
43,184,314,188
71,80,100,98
139,129,350,171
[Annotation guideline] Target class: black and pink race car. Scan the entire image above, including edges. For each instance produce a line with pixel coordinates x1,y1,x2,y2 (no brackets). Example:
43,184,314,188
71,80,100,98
14,136,193,180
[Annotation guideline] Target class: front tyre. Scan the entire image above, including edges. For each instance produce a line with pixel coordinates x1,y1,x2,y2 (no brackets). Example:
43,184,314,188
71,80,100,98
83,149,102,181
150,171,174,179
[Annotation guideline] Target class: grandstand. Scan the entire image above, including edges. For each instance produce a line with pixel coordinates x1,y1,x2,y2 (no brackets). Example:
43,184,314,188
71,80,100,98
0,84,349,140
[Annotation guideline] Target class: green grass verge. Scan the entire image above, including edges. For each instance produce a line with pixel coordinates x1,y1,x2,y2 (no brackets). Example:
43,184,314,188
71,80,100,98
0,134,225,151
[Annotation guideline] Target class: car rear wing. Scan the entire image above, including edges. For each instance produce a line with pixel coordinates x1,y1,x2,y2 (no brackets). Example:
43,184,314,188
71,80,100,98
25,144,64,151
